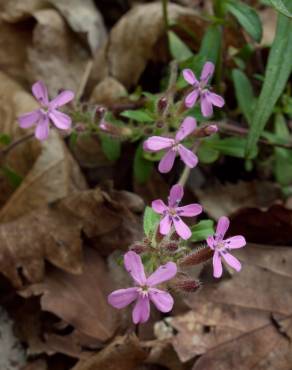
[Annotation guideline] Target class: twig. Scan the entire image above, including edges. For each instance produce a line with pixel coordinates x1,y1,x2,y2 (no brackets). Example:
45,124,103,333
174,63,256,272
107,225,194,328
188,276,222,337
162,60,178,120
75,59,93,102
0,133,34,157
162,0,170,31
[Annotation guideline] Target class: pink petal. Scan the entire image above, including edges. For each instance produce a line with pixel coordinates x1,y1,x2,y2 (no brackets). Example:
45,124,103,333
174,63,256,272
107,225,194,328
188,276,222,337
18,110,41,128
108,287,138,309
49,110,72,130
149,288,174,312
207,235,215,250
158,149,176,173
152,199,168,214
124,251,146,285
147,262,177,286
159,215,172,235
213,250,223,278
175,116,197,142
178,145,198,168
32,81,49,106
143,137,174,152
50,90,74,109
207,92,225,107
216,216,230,242
201,92,213,117
185,89,199,108
222,252,241,272
35,116,50,141
132,296,150,324
182,69,198,85
168,184,184,207
176,204,202,217
173,216,191,240
225,236,246,249
200,61,215,83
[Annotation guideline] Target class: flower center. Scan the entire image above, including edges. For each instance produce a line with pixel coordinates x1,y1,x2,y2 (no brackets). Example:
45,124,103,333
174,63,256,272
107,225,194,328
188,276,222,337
216,241,226,251
138,285,149,297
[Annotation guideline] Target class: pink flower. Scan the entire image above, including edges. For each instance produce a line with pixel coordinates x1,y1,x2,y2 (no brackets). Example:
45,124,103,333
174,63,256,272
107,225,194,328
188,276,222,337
108,251,177,324
183,62,225,117
207,216,246,278
143,117,198,173
18,81,74,141
152,184,202,240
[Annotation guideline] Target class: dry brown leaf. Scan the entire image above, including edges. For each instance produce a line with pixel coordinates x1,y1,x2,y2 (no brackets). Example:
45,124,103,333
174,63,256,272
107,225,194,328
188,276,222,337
72,334,147,370
22,248,118,343
168,244,292,369
0,188,142,287
90,2,207,89
26,9,90,95
90,77,128,105
48,0,107,54
0,0,46,21
194,181,281,220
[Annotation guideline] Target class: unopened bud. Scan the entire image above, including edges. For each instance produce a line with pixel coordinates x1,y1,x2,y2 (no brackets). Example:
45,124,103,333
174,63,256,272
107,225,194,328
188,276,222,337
157,97,168,114
192,124,218,138
156,121,164,129
129,243,147,254
99,120,132,137
173,278,201,293
75,123,86,132
164,242,179,252
179,246,213,267
95,106,106,120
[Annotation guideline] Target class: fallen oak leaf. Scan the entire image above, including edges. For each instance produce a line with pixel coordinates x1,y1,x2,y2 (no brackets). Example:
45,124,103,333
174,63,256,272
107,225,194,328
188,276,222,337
21,248,118,343
0,188,142,288
72,333,147,370
168,244,292,368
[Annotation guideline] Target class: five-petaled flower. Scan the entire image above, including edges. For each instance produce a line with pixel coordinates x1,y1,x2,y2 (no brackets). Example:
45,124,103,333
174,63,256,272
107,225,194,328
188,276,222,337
18,81,74,141
207,216,246,278
183,61,225,117
152,184,202,240
108,251,177,324
143,116,198,173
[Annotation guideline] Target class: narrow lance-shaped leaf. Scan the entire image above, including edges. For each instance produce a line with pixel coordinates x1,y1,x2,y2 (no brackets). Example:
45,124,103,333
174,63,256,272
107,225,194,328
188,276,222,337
168,30,193,62
269,0,292,19
226,0,263,42
199,24,222,65
246,14,292,158
232,69,255,125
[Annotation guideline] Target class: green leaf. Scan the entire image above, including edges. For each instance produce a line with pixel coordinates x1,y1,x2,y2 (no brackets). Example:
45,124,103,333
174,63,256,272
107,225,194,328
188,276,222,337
134,143,153,184
197,142,220,163
226,0,263,42
168,30,193,62
0,133,12,146
207,137,257,158
273,113,292,186
1,166,23,188
232,69,255,125
121,110,154,123
269,0,292,18
190,220,215,242
246,14,292,158
100,135,121,161
143,206,160,237
199,24,222,65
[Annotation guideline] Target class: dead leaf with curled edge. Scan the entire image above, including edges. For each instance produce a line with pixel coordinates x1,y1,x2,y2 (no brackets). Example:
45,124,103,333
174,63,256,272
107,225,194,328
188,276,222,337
168,244,292,369
0,188,142,288
26,8,90,95
21,248,119,344
90,2,207,90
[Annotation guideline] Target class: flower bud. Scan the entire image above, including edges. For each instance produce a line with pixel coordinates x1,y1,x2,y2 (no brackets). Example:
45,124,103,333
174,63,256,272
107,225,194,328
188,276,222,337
95,106,106,120
164,242,179,252
99,120,132,137
157,97,168,114
205,124,218,135
173,278,201,293
179,246,213,267
192,124,218,138
129,243,147,254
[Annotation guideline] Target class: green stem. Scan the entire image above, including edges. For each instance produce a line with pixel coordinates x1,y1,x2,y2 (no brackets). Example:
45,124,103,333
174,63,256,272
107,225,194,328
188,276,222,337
162,0,170,31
